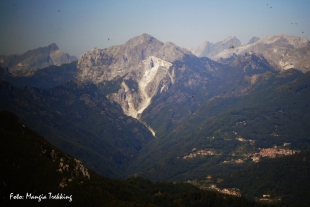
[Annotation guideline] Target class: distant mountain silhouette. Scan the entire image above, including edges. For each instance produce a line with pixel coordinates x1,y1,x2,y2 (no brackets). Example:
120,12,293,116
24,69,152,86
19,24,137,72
0,43,77,76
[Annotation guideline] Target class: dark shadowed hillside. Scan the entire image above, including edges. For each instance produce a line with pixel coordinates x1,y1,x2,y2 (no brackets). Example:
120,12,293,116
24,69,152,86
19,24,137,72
216,150,310,206
0,81,154,178
0,110,272,207
0,61,78,89
126,70,310,182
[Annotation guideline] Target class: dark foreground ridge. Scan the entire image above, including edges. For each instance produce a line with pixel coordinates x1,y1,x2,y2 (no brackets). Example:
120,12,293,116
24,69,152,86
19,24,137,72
0,110,272,207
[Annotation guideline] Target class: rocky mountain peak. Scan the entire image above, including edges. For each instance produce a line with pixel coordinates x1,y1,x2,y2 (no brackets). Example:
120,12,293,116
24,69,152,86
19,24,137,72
237,52,269,65
48,43,59,51
230,52,277,77
0,44,77,77
194,34,310,72
190,36,242,58
222,36,241,45
126,33,157,45
77,34,190,126
247,37,260,45
189,41,212,57
257,34,309,48
121,33,164,52
157,41,192,62
77,34,191,83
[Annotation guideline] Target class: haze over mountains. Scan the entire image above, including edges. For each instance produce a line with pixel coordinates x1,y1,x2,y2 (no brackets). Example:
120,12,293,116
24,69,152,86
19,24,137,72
0,43,77,76
190,34,310,72
1,33,310,206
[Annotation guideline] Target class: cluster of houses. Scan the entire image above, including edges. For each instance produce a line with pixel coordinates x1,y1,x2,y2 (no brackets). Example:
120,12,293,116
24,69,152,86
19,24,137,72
250,147,300,162
182,148,215,159
223,158,244,164
208,184,241,197
181,142,300,164
222,145,301,164
258,194,282,203
187,178,241,197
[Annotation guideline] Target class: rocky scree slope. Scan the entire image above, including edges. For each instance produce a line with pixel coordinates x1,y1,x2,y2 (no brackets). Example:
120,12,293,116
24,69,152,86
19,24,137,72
77,34,194,129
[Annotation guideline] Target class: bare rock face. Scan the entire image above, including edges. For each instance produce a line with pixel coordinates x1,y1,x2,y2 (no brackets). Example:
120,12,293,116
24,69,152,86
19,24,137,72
77,34,165,83
247,37,260,45
73,158,90,179
49,50,77,66
57,157,90,188
107,56,174,119
192,34,310,72
77,34,191,124
77,34,190,83
77,34,282,139
190,36,242,58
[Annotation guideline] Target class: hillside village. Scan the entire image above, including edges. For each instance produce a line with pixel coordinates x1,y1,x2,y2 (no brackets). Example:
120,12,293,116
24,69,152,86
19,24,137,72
181,145,300,164
189,177,282,204
188,178,241,197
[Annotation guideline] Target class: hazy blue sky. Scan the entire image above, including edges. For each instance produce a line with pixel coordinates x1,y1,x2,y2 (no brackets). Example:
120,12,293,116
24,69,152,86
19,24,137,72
1,0,309,57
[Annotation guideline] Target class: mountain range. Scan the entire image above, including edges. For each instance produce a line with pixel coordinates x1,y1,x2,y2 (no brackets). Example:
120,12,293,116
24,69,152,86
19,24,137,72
190,34,310,72
0,43,77,76
1,33,310,206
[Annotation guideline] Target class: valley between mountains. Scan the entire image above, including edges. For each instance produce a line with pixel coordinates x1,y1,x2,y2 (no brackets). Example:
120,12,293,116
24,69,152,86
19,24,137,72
1,33,310,206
